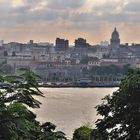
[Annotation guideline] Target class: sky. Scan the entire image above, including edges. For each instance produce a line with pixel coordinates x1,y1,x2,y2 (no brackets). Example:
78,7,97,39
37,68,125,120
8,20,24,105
0,0,140,45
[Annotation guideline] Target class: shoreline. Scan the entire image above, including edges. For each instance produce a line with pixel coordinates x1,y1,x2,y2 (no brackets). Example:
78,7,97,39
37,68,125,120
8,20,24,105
39,85,119,88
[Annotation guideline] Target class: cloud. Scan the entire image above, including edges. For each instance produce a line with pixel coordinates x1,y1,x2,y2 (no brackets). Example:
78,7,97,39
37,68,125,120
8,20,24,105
0,0,138,25
67,0,140,29
47,0,85,10
124,0,140,13
0,0,140,44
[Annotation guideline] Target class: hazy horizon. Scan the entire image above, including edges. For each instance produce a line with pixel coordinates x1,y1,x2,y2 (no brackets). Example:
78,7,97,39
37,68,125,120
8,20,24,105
0,0,140,45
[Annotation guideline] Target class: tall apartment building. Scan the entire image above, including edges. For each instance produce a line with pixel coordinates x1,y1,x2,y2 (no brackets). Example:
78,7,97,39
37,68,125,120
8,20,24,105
55,38,69,51
75,38,88,48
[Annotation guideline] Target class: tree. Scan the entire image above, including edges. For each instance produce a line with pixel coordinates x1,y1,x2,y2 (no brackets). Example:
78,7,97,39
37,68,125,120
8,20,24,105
0,68,67,140
89,65,130,76
72,126,92,140
39,122,67,140
90,129,105,140
80,56,89,64
95,69,140,139
0,64,13,74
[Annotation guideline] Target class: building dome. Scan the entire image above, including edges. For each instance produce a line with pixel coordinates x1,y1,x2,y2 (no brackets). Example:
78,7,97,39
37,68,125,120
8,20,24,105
110,27,120,47
111,27,119,39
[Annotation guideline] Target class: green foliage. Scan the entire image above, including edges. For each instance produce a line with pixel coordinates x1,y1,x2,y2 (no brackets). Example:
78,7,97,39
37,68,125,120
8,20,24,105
90,128,107,140
0,68,67,140
72,126,92,140
80,56,89,64
38,122,67,140
0,64,13,74
89,65,130,75
95,69,140,139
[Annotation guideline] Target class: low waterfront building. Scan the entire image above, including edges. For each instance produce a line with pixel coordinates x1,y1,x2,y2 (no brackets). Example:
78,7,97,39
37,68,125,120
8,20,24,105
87,57,101,66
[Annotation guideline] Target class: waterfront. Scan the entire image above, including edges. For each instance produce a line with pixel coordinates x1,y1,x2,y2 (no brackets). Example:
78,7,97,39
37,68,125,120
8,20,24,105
33,88,117,139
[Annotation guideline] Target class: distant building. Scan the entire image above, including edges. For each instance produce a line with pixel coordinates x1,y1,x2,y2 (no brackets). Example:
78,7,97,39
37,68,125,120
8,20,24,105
29,40,34,44
0,43,6,64
110,28,120,48
0,40,4,47
37,42,54,47
95,45,110,59
55,38,69,51
88,57,101,66
75,38,88,48
100,41,109,47
109,28,120,58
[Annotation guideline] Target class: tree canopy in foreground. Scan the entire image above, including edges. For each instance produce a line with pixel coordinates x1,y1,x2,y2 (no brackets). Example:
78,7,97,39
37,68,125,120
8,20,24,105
0,68,67,140
95,69,140,139
73,69,140,140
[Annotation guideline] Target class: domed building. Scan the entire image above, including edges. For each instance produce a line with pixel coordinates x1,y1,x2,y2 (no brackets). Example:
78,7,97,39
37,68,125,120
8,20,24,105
110,28,120,48
109,28,120,59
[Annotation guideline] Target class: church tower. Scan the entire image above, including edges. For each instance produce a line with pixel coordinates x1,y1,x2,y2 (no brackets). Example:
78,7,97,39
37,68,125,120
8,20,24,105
110,28,120,48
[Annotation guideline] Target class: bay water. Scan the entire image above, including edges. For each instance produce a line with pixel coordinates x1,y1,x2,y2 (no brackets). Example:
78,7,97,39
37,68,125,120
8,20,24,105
33,88,117,139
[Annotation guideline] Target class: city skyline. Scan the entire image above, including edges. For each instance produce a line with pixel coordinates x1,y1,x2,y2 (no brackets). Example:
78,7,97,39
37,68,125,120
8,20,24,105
0,0,140,44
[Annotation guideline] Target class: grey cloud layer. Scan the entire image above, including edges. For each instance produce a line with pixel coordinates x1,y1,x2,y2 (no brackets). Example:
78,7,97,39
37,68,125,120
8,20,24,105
0,0,140,39
0,0,140,27
47,0,85,9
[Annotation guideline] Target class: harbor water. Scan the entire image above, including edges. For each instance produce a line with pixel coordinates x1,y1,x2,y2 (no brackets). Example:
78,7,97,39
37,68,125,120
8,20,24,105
33,88,117,139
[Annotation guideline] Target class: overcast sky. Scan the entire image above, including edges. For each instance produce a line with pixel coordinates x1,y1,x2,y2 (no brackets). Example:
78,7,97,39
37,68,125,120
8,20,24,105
0,0,140,44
